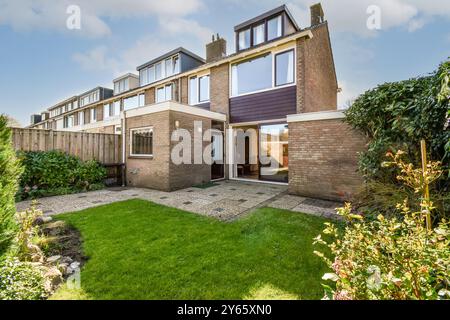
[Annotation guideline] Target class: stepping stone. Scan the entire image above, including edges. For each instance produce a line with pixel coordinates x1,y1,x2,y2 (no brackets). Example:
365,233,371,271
78,195,87,198
91,200,102,204
256,192,265,195
183,201,192,205
229,188,236,191
132,194,139,197
209,194,218,197
238,199,247,203
301,198,338,209
160,196,168,199
43,210,54,214
214,208,224,212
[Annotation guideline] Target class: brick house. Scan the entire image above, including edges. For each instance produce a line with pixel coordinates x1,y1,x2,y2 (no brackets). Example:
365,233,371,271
28,4,366,201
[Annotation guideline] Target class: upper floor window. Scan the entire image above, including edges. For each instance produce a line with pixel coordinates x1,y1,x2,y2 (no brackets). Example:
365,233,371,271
189,75,210,105
267,15,282,41
156,84,172,103
275,50,294,86
104,103,111,119
238,29,251,50
231,53,272,96
78,111,84,125
140,55,180,86
253,23,265,45
231,48,295,97
90,108,97,123
113,101,121,116
114,78,129,95
80,90,99,107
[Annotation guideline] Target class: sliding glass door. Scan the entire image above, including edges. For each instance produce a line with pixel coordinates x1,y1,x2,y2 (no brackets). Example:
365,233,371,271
259,123,288,183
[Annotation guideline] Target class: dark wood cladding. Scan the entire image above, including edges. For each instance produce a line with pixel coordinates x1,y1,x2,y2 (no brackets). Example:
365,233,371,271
230,86,296,123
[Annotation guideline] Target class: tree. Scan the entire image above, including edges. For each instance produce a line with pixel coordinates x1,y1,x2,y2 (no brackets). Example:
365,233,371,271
0,114,23,255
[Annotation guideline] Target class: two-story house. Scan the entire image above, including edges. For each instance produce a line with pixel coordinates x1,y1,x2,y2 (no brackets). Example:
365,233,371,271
28,4,366,201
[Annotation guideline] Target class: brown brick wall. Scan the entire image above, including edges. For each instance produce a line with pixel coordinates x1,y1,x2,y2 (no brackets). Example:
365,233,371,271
125,110,212,191
144,87,155,105
210,63,229,117
126,111,171,191
168,111,211,190
288,118,366,201
180,76,189,105
296,23,338,113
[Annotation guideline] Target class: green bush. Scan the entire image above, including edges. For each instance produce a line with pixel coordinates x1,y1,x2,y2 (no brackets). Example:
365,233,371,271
17,150,106,200
0,257,46,300
0,115,23,255
345,60,449,181
344,60,449,219
314,151,450,300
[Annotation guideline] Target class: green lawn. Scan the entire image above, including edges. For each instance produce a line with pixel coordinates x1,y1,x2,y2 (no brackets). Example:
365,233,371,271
52,199,330,300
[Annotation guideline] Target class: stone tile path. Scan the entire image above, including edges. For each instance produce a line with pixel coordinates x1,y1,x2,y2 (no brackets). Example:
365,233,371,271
16,180,342,221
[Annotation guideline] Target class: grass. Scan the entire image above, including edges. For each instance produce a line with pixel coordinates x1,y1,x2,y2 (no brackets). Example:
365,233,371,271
52,199,331,300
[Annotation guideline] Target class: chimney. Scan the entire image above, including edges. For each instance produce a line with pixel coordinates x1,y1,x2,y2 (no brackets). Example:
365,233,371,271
310,3,325,26
206,33,227,63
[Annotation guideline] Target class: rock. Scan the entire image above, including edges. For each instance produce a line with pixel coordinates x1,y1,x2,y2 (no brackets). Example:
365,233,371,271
32,217,45,226
60,256,73,264
70,261,80,269
57,263,69,275
42,221,66,236
42,216,53,223
46,255,62,264
66,267,74,275
44,266,63,291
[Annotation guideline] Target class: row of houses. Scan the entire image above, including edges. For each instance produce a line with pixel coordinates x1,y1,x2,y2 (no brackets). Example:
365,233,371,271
27,4,366,201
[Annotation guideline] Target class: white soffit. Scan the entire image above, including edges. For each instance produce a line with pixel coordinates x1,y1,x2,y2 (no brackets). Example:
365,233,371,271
287,110,345,123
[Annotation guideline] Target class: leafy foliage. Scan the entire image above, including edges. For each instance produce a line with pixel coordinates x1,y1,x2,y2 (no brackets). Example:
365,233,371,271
0,115,23,255
314,151,450,300
0,257,46,300
344,60,449,183
17,151,106,200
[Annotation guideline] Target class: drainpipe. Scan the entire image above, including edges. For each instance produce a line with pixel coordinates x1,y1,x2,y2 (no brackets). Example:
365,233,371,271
121,110,126,187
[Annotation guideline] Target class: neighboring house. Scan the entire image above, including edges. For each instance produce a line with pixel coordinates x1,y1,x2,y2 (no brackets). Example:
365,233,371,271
27,4,366,201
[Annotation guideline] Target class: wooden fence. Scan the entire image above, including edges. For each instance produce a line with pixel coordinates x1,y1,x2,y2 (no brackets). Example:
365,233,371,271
11,128,122,164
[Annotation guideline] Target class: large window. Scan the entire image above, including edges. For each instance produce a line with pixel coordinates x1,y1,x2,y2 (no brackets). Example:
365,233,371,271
78,111,84,125
231,54,272,96
113,101,121,116
80,90,100,107
238,29,251,50
267,15,282,41
130,127,153,156
156,84,172,103
189,77,198,105
275,50,294,86
124,95,138,111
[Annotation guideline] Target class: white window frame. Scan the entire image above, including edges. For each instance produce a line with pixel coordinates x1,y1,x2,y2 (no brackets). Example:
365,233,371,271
90,108,97,123
188,74,210,105
130,126,154,157
104,103,111,119
156,84,173,103
229,46,296,98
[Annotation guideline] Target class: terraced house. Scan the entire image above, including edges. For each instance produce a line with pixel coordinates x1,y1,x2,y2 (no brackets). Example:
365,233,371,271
28,4,366,201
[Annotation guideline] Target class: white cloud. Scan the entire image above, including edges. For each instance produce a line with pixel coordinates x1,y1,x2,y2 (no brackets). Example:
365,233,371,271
73,46,119,71
0,0,205,37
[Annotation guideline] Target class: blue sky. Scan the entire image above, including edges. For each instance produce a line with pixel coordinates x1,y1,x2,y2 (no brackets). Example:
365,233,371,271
0,0,449,126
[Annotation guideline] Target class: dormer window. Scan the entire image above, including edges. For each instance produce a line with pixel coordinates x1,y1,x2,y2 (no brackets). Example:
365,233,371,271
267,15,282,41
253,23,265,45
238,29,251,50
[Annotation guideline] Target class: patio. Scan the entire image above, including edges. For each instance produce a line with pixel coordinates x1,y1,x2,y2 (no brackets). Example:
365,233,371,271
16,180,342,221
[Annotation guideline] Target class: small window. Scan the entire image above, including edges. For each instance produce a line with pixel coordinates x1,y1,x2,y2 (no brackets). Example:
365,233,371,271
189,76,198,105
124,95,138,111
155,62,163,80
104,104,111,119
156,87,165,103
113,101,121,116
148,65,155,83
253,23,265,45
165,58,173,77
90,108,97,123
138,93,145,107
275,50,294,86
267,15,282,40
131,127,153,156
238,29,251,50
172,55,180,74
199,75,210,102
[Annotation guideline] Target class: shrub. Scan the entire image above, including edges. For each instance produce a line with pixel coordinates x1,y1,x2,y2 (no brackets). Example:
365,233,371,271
314,151,450,300
14,205,44,262
345,60,449,219
0,257,46,300
17,150,106,200
0,115,23,255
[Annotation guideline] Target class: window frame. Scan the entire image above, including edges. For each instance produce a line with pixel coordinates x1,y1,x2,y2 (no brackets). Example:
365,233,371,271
188,74,210,105
156,84,173,103
230,46,296,98
274,49,295,87
130,126,154,157
198,75,210,103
